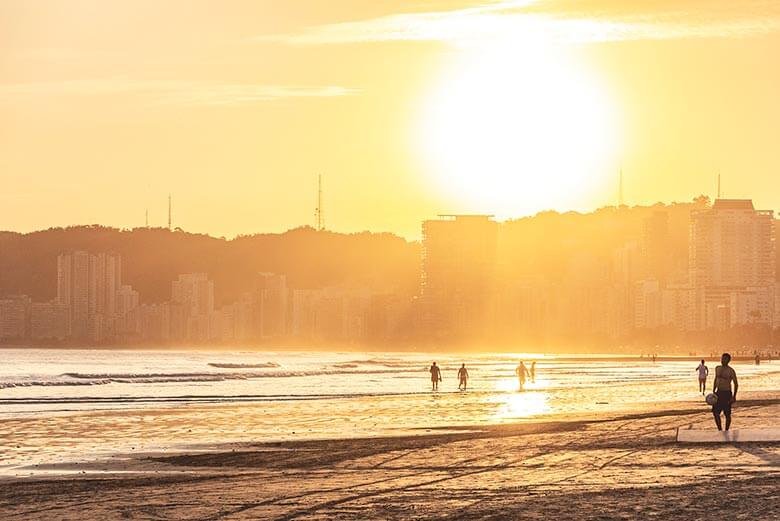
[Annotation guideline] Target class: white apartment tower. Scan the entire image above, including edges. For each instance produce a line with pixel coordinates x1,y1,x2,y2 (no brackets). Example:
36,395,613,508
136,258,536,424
689,199,775,328
57,250,122,339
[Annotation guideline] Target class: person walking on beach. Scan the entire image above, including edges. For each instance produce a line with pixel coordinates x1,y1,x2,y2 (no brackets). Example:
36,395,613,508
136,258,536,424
515,361,530,391
696,359,708,394
712,353,738,431
430,362,442,391
457,363,469,391
530,361,536,383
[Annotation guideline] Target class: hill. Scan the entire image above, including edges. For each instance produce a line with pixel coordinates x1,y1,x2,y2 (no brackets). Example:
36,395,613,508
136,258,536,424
0,226,421,305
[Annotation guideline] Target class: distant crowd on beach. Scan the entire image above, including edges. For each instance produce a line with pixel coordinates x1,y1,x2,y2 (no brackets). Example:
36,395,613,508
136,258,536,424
428,360,537,392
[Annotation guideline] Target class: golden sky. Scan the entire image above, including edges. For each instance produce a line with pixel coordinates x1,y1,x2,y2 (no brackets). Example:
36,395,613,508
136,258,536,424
2,0,780,238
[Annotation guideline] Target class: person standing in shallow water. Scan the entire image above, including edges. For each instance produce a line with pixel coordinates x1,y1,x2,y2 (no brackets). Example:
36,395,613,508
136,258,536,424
457,363,469,391
712,353,738,431
530,361,536,383
430,362,442,391
515,361,530,391
696,359,708,394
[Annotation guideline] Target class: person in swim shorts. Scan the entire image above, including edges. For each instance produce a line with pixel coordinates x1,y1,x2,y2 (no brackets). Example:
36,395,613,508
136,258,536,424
712,353,738,431
696,359,708,394
515,361,530,391
430,361,442,391
457,363,469,391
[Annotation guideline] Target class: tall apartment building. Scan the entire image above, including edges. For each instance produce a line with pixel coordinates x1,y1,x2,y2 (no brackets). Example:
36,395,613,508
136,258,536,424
689,199,775,329
57,250,91,337
171,273,214,341
116,284,140,335
420,214,498,339
0,295,31,339
251,272,288,338
30,300,69,340
57,250,123,340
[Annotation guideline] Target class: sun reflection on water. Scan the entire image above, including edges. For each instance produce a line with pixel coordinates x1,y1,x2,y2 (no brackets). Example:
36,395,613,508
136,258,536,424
490,376,551,421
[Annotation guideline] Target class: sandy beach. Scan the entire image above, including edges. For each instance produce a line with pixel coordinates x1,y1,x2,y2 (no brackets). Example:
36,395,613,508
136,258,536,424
2,398,779,520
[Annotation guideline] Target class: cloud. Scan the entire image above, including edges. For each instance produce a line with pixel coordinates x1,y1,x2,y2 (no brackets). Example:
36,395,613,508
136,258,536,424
0,78,358,106
261,0,780,45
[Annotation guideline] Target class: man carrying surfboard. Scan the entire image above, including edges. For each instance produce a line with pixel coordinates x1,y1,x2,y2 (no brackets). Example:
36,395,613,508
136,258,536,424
712,353,738,431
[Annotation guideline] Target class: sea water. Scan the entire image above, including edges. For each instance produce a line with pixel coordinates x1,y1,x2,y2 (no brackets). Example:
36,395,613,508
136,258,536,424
1,349,778,474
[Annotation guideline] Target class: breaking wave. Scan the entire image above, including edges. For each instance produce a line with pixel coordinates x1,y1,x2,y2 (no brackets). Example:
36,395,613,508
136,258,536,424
0,367,423,389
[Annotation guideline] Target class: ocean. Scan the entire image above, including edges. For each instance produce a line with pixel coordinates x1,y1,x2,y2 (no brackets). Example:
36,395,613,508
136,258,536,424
1,349,778,475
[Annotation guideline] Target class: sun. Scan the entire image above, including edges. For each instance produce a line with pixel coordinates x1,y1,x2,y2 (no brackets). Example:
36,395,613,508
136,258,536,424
417,39,619,217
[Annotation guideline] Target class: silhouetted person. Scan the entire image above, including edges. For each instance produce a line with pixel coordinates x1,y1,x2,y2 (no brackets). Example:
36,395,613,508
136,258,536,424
457,364,469,391
530,361,536,383
755,353,760,365
696,359,708,394
515,361,530,391
430,362,442,391
712,353,738,431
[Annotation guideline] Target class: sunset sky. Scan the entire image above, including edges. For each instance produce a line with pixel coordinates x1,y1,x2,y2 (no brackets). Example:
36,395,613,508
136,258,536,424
2,0,780,238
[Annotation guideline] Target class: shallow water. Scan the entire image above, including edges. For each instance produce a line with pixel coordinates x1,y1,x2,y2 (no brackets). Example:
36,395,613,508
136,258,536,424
1,349,778,475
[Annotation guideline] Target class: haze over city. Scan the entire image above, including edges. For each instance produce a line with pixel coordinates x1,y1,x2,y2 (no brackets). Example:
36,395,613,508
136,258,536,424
3,1,780,238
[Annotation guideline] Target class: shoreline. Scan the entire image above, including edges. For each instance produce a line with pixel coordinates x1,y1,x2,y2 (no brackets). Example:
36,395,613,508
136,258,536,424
1,344,776,364
2,399,779,519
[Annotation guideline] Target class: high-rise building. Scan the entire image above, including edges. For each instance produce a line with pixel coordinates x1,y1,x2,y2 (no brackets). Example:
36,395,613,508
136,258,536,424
690,199,774,288
420,214,498,339
0,295,31,339
251,272,288,338
689,199,775,328
90,252,122,318
57,250,90,337
57,250,122,340
30,300,69,340
116,284,140,335
171,273,214,341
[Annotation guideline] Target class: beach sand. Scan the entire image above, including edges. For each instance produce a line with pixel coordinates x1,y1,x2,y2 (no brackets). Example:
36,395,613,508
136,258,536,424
1,399,779,520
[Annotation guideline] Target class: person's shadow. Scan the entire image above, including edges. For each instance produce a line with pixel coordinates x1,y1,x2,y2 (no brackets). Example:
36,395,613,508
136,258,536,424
738,444,780,467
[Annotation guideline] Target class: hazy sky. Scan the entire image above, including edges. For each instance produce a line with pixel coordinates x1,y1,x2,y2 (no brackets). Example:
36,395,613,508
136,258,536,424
2,0,780,238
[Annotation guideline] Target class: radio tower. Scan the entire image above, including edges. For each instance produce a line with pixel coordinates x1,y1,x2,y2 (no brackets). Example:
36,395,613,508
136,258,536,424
145,208,149,228
168,193,172,230
314,175,324,231
717,173,721,199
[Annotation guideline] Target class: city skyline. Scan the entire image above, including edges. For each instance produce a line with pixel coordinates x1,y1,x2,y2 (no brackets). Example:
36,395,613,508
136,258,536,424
2,195,779,349
3,1,780,238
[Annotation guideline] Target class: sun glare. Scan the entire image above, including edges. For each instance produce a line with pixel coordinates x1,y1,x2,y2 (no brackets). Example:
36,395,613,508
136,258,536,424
418,38,619,217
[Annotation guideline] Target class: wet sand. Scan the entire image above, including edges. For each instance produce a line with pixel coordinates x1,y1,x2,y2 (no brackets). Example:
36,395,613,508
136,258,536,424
1,400,779,520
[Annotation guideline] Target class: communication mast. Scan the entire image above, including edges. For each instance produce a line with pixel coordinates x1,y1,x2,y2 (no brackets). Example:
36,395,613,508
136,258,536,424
314,175,324,231
168,193,172,230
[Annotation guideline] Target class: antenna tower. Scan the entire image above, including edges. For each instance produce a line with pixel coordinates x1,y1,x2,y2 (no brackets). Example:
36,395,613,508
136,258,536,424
145,208,149,228
717,173,721,199
168,194,172,230
314,175,324,231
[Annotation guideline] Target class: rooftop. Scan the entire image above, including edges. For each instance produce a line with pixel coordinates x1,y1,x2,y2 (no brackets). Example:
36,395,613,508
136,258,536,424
712,199,754,210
